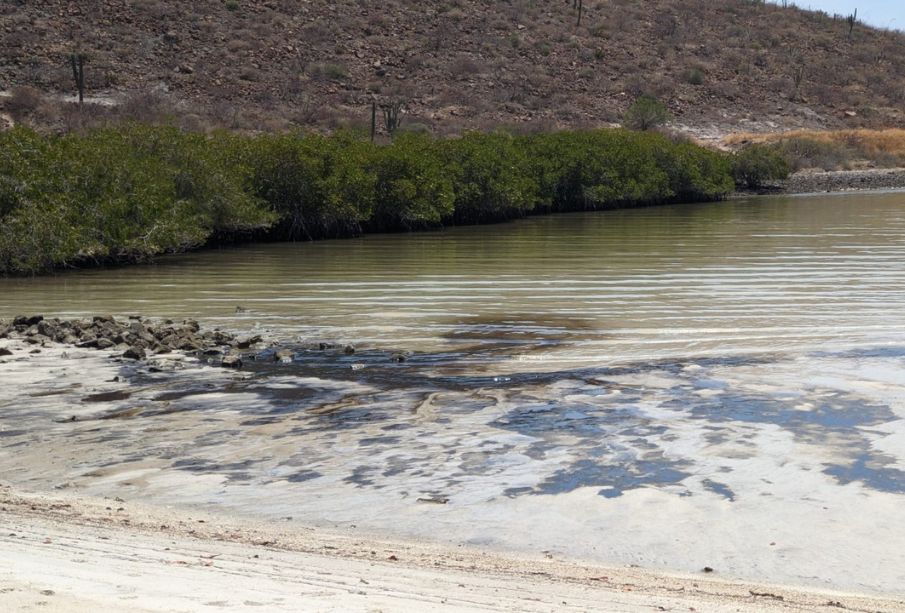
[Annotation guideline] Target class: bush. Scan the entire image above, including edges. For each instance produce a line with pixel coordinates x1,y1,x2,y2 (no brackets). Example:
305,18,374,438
0,125,274,274
5,86,43,120
440,132,539,224
732,145,791,188
681,67,705,85
0,125,736,275
623,95,671,131
369,133,454,230
235,131,374,240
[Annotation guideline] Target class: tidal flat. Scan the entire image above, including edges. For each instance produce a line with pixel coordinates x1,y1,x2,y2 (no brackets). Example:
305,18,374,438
2,333,905,596
3,193,905,601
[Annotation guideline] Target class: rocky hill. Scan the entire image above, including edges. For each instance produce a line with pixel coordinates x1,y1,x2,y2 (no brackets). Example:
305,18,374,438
1,0,904,136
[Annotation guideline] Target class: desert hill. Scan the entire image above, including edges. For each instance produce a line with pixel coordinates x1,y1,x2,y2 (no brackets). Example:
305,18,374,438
1,0,903,135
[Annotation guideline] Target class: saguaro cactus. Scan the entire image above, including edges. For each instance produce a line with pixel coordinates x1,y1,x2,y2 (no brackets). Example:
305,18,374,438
381,101,403,135
573,0,584,27
70,52,85,105
847,9,857,39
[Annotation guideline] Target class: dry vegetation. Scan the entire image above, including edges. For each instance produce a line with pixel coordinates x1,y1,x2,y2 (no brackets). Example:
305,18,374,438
1,0,904,134
724,129,905,170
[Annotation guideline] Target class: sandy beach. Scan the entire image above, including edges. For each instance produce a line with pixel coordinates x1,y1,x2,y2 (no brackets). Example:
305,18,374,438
3,484,903,613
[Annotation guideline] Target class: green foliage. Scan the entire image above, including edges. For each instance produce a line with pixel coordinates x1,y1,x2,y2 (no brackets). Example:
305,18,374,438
370,133,454,230
623,95,671,131
682,67,705,85
441,132,538,224
0,125,274,275
527,130,733,210
731,145,791,188
234,131,375,240
0,125,736,275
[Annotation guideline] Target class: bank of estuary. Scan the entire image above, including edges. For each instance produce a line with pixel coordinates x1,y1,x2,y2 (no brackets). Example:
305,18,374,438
0,125,736,275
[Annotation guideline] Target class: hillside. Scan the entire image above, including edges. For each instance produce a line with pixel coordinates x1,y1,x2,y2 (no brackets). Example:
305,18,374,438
1,0,904,136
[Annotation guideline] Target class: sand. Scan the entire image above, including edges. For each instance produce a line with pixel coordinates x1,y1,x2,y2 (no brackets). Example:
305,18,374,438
2,484,903,613
4,329,905,611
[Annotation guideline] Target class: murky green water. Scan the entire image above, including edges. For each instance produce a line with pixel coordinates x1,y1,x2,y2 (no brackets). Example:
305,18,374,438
4,192,905,369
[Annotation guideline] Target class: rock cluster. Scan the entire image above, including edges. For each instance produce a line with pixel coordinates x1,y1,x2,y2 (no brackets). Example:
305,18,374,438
0,315,239,362
780,169,905,194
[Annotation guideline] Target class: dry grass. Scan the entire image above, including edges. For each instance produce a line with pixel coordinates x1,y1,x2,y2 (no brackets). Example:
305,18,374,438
725,129,905,157
724,129,905,170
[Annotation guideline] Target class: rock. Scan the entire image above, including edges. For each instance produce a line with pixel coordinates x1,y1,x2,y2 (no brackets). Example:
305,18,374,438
95,338,115,350
236,335,262,349
318,342,335,350
274,349,294,363
390,352,408,363
93,314,116,324
343,344,356,355
221,354,243,368
177,339,202,352
13,315,43,327
122,346,146,360
37,320,59,338
0,348,12,356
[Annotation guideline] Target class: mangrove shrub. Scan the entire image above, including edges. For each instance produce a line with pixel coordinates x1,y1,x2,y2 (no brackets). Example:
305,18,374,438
0,125,737,275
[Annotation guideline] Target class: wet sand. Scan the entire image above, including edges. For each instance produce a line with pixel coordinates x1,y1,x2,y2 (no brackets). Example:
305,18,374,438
3,332,905,609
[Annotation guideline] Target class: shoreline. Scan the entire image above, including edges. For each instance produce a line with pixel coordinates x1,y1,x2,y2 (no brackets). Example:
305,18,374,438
747,167,905,196
5,323,905,608
1,169,903,280
781,167,905,194
2,483,902,612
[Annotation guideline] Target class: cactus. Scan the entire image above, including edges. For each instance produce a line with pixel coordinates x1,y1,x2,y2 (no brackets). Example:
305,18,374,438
790,64,805,101
847,9,857,39
573,0,583,27
70,52,85,105
381,100,403,135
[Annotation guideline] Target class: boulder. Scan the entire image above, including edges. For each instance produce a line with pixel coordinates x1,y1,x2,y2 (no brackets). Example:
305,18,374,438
13,315,43,327
96,338,116,350
236,335,262,349
221,354,243,368
122,346,146,360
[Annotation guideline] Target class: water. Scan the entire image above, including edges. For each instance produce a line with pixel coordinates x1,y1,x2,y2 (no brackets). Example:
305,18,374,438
4,192,905,369
4,192,905,595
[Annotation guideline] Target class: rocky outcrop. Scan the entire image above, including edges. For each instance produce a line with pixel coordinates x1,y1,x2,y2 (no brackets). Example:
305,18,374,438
0,315,245,362
780,168,905,194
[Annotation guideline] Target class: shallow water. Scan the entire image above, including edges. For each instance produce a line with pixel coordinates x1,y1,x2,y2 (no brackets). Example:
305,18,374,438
3,192,905,595
5,192,905,370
